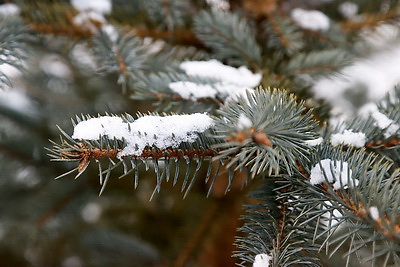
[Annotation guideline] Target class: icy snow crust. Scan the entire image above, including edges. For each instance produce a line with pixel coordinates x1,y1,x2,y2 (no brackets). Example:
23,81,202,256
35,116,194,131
72,114,214,157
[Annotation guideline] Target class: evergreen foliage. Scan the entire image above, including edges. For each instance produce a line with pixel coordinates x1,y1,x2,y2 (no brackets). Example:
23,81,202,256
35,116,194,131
1,0,400,266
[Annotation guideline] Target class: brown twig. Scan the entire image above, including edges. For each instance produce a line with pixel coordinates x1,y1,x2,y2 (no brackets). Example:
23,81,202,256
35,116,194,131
341,10,399,31
268,16,289,48
62,143,217,163
366,138,400,148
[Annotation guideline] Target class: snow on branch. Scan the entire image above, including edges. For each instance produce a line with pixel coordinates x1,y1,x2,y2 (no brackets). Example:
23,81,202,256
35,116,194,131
253,253,271,267
0,3,20,17
360,103,400,138
180,60,261,88
70,0,111,14
168,59,262,102
72,113,214,158
330,130,366,148
310,159,357,190
290,8,330,31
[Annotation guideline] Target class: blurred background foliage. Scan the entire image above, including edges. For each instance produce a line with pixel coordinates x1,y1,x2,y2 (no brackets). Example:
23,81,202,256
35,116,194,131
0,0,399,266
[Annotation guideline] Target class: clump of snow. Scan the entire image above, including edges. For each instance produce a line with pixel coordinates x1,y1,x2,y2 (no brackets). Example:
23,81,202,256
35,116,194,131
206,0,230,11
101,24,118,43
312,46,400,125
310,159,355,190
322,200,343,227
176,60,261,102
72,116,128,140
72,114,214,157
0,63,21,81
359,23,399,50
369,206,379,221
359,103,400,138
73,10,106,33
40,55,72,79
330,130,366,148
169,81,217,101
338,2,358,18
71,0,112,14
70,43,97,72
0,3,20,16
305,137,323,146
253,253,271,267
237,114,252,129
81,202,102,223
71,0,113,34
291,8,330,31
180,60,261,88
0,89,38,116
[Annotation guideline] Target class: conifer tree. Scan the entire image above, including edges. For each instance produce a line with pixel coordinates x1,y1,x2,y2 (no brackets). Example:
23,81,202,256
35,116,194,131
1,0,400,266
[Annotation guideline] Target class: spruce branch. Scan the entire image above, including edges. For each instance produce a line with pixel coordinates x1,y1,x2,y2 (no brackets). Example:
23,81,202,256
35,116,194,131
0,16,32,88
144,0,188,31
48,113,221,196
21,2,93,38
92,30,149,92
213,88,319,177
263,16,304,57
193,9,262,69
282,49,352,77
294,145,400,265
235,181,322,266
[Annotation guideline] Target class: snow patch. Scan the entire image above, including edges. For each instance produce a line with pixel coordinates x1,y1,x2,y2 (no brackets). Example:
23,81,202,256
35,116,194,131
310,159,355,190
330,130,366,148
0,63,21,79
312,46,400,125
177,60,261,102
180,60,261,88
73,10,106,33
359,103,399,138
101,24,118,43
0,3,20,16
369,206,379,221
169,81,217,101
291,8,330,31
338,2,358,18
71,0,112,14
72,116,127,140
70,43,97,72
305,137,323,146
253,253,271,267
206,0,230,11
72,114,214,157
40,55,72,79
0,89,37,116
237,114,252,129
